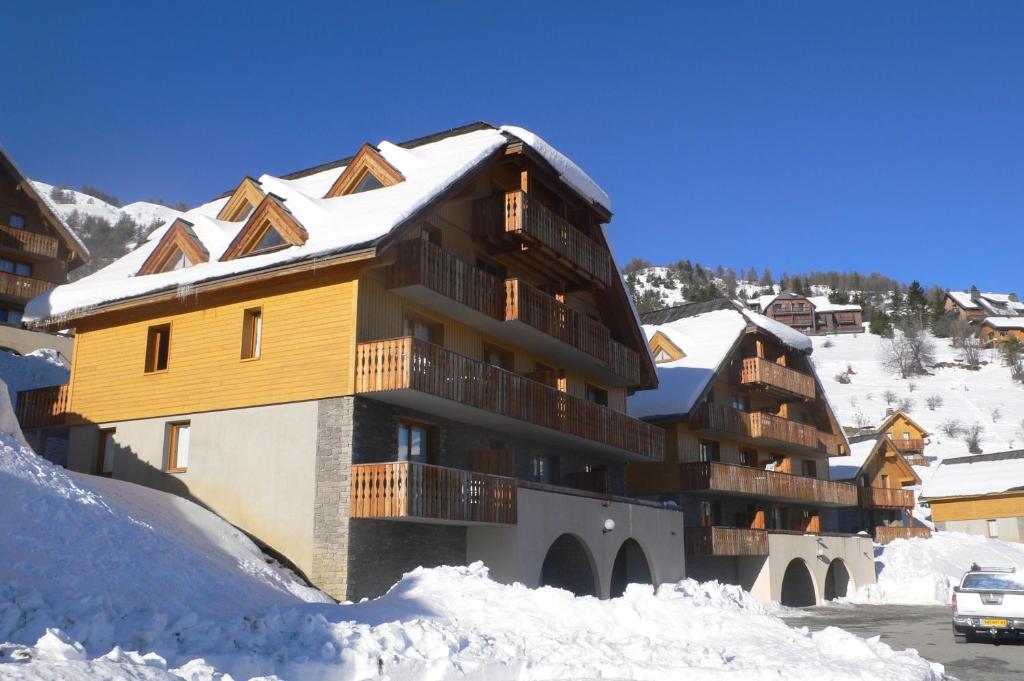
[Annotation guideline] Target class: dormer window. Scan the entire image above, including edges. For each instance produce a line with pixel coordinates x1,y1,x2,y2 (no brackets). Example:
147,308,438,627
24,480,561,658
351,171,384,194
217,177,265,222
251,225,287,254
167,250,192,271
323,144,404,198
137,219,209,276
219,194,308,261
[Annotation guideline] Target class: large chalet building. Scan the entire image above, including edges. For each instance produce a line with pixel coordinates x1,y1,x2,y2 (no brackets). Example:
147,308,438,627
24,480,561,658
626,299,875,606
944,286,1023,323
22,123,686,601
0,145,88,355
747,292,863,335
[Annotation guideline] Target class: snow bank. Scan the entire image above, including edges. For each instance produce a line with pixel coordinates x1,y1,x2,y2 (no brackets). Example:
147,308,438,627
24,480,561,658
848,532,1024,605
0,348,69,404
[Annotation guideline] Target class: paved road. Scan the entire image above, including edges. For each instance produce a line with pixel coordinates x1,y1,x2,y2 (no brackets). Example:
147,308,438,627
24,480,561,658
783,604,1024,681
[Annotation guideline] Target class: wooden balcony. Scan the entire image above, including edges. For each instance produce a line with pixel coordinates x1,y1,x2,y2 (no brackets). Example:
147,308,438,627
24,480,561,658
16,384,70,429
0,271,55,300
905,454,931,467
350,461,517,524
354,337,664,461
691,403,840,455
677,461,858,507
0,226,58,259
859,486,915,509
386,239,641,385
738,357,815,401
892,439,926,454
475,191,612,286
684,526,768,556
874,526,931,545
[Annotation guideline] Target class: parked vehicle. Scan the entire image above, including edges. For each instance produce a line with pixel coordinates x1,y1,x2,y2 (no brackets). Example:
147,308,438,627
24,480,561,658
952,564,1024,643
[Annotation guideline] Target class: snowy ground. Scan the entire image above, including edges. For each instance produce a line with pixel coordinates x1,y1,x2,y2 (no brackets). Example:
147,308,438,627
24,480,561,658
0,349,69,405
0,431,947,680
811,330,1024,459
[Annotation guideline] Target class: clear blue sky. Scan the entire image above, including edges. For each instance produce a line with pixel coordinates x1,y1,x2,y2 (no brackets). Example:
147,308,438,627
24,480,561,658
4,2,1022,291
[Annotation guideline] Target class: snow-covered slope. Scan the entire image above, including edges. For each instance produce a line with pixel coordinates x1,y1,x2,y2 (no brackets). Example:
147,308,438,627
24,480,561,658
811,332,1024,459
30,181,181,232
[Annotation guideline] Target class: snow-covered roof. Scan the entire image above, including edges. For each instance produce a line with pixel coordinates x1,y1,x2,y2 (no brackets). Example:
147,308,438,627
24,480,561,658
829,437,880,480
947,290,979,310
948,290,1022,314
748,294,778,311
629,300,812,419
806,295,861,313
982,316,1024,330
26,124,612,324
922,450,1024,499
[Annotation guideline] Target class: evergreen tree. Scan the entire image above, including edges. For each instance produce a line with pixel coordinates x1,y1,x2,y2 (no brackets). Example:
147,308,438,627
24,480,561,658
869,309,893,337
889,288,905,321
905,280,928,322
760,268,773,286
828,289,850,304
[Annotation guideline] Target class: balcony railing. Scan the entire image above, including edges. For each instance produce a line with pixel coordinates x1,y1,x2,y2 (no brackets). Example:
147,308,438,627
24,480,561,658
874,526,931,544
476,191,611,285
0,271,55,300
678,461,858,506
892,439,926,453
16,384,70,428
905,454,931,467
608,339,641,387
387,238,504,319
354,337,664,460
505,277,613,362
691,403,839,454
350,461,517,524
684,526,768,556
739,357,816,400
0,226,58,259
859,486,915,509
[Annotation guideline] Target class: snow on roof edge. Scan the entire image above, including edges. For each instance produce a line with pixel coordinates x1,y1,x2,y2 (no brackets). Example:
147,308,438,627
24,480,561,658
500,125,611,211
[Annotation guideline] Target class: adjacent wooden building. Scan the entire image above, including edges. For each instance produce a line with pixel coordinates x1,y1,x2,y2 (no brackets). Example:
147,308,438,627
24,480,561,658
747,292,863,336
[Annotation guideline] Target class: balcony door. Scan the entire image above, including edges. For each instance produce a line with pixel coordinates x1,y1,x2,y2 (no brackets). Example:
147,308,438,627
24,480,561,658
397,420,434,465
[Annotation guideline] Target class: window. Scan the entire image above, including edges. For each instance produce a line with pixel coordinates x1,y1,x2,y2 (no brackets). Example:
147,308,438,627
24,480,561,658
699,440,720,463
167,249,193,271
739,449,755,466
9,213,25,229
421,225,442,246
476,257,506,280
96,429,116,476
397,420,432,463
731,396,749,411
241,307,263,360
483,342,514,370
654,348,673,363
902,432,910,440
988,519,999,538
404,313,442,344
532,453,557,484
801,459,817,478
0,259,32,276
585,383,608,406
699,500,722,526
0,308,22,326
145,324,171,373
251,226,287,253
167,422,191,472
351,171,384,194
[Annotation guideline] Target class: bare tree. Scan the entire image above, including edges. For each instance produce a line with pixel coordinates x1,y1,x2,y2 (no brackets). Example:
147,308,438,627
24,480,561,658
925,395,944,410
882,389,898,405
960,336,982,369
950,318,973,349
900,319,936,374
940,419,962,438
962,422,984,454
881,335,916,378
897,397,915,412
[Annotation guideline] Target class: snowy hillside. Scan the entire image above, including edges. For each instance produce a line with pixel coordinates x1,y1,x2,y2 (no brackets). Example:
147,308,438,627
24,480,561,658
812,332,1024,459
30,181,181,234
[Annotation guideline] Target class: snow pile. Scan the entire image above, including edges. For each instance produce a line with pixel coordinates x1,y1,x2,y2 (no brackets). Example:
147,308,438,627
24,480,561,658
0,434,945,679
0,348,69,404
848,532,1024,605
923,452,1024,498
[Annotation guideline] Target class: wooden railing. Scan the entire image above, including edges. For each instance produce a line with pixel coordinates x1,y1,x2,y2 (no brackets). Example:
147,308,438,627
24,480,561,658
678,461,859,506
874,526,931,544
350,461,517,524
684,526,768,556
355,337,664,460
905,454,931,467
16,384,70,428
892,438,926,453
387,239,504,319
859,486,915,509
691,403,838,454
505,278,612,361
477,191,611,285
0,271,55,300
608,339,641,387
0,225,58,258
739,357,815,400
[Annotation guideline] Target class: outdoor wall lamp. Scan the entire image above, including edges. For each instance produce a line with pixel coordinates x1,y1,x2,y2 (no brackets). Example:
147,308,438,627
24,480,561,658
603,518,616,534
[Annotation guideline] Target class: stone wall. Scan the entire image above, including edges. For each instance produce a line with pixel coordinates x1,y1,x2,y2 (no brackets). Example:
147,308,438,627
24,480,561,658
346,520,467,598
311,397,355,600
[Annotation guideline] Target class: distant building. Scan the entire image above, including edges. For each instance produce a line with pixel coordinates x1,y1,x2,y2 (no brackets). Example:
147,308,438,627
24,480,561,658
944,286,1024,324
979,317,1024,347
747,292,863,335
922,450,1024,543
876,410,931,466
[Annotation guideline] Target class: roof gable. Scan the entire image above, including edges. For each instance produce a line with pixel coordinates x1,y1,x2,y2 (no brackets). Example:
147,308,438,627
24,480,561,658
216,177,265,222
649,330,685,363
876,410,930,438
219,195,308,261
323,144,405,199
137,219,209,275
830,435,920,483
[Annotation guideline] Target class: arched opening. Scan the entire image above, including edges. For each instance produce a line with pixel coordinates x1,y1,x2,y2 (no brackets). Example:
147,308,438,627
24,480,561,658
780,558,816,607
824,559,851,600
540,533,598,597
610,538,654,598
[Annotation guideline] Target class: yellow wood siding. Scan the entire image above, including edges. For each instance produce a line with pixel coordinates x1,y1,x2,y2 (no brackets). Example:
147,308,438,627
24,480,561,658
930,493,1024,522
69,265,359,423
886,415,926,441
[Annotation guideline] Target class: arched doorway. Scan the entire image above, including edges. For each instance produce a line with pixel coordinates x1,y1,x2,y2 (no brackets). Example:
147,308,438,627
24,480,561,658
540,534,598,597
824,559,851,600
780,558,816,607
610,538,654,598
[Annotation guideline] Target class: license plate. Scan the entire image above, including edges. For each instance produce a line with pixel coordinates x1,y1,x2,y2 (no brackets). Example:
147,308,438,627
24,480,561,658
982,618,1008,627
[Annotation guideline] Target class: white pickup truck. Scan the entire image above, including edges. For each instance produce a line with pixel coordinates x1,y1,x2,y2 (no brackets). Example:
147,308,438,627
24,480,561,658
952,565,1024,643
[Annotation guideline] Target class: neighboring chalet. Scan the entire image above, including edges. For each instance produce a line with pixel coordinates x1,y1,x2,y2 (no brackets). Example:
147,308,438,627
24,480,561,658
20,123,686,601
979,317,1024,347
626,299,875,606
0,144,88,356
876,409,931,466
922,450,1024,543
945,287,1024,324
829,434,928,544
747,292,863,336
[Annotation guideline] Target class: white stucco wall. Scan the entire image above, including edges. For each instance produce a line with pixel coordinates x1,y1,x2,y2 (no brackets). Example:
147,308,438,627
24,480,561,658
67,401,320,576
467,487,686,598
0,325,73,360
758,532,876,605
938,518,1024,543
